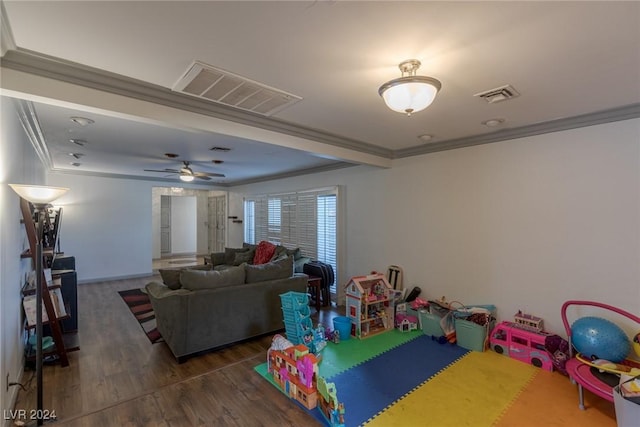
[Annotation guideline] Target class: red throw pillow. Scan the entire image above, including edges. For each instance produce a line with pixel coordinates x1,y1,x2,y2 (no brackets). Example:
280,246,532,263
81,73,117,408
253,241,277,265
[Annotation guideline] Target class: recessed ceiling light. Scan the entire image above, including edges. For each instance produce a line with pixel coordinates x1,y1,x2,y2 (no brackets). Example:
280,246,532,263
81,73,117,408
164,153,179,158
68,153,84,159
418,134,434,143
482,118,505,127
210,146,231,152
212,160,224,164
70,162,81,167
69,138,87,146
69,116,94,126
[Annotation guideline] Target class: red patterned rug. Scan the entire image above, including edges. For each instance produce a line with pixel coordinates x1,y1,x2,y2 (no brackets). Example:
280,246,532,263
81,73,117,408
118,288,163,344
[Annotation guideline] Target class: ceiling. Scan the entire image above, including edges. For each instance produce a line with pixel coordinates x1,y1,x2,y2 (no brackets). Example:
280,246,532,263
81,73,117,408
1,1,639,186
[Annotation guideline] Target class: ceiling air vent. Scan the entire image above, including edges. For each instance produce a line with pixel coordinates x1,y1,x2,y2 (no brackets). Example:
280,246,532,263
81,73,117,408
173,61,302,116
474,84,520,104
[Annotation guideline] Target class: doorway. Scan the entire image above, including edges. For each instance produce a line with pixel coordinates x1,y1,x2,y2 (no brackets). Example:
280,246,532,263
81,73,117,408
152,187,227,264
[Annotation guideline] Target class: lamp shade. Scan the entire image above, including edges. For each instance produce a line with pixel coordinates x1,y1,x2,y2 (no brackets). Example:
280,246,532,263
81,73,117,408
379,59,441,116
179,174,195,182
9,184,69,204
379,77,441,115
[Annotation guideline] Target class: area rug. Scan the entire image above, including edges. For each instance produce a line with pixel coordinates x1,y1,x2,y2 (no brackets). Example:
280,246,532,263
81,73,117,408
118,288,163,344
255,330,543,427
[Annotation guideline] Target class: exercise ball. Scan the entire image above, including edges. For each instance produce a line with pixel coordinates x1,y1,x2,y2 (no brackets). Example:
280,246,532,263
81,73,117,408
571,316,630,363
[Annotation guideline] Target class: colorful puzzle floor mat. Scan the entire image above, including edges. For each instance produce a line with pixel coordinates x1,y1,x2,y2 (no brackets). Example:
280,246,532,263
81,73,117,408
255,330,617,427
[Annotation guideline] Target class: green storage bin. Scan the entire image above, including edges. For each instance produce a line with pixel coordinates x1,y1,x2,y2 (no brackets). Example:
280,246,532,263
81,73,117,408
420,311,445,338
454,318,495,352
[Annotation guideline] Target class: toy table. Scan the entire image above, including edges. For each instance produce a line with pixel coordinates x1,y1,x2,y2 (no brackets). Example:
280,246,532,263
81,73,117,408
561,300,640,410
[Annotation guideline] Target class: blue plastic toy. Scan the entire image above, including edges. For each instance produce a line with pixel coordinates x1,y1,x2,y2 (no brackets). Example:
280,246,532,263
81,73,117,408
571,316,631,363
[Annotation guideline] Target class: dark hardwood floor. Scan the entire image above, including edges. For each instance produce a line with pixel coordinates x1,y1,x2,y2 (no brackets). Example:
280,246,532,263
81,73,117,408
12,275,334,426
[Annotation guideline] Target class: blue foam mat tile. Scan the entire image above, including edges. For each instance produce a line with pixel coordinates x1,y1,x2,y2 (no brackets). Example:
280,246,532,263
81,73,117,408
331,335,468,426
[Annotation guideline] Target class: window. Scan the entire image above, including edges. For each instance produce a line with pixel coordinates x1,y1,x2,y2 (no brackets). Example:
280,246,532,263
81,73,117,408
244,200,255,244
244,187,339,294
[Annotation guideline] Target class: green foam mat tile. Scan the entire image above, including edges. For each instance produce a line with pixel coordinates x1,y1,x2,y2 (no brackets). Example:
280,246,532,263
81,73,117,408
318,329,422,379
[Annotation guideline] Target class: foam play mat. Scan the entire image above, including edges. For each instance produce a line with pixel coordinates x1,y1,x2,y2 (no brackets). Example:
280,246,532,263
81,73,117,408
255,330,616,426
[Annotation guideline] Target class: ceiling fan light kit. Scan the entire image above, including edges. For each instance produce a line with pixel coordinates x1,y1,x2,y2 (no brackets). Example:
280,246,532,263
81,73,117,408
144,160,225,182
379,59,441,116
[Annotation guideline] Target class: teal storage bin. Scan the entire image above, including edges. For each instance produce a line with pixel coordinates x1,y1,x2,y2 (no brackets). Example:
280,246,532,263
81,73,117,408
333,316,352,341
420,311,445,338
454,318,495,352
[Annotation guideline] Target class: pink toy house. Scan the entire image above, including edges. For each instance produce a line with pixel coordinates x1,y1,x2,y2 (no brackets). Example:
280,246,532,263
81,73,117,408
269,344,319,409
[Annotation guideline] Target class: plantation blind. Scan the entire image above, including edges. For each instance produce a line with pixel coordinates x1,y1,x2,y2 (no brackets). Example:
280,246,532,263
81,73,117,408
244,187,338,293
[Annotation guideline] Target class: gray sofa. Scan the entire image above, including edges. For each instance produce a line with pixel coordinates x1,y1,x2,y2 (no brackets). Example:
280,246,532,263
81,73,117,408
209,243,311,273
146,256,307,362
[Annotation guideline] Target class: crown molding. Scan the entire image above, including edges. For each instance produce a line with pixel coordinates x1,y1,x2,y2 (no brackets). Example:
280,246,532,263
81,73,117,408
0,48,393,159
395,103,640,158
0,3,17,57
13,99,55,170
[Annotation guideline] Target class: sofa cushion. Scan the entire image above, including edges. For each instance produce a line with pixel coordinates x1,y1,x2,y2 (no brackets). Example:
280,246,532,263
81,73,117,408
159,264,212,290
245,256,293,283
224,247,250,265
180,266,246,291
232,249,255,266
253,240,277,265
209,252,226,267
242,242,257,251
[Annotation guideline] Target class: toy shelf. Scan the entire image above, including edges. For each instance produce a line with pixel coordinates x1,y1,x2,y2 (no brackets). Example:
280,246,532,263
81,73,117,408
345,274,395,339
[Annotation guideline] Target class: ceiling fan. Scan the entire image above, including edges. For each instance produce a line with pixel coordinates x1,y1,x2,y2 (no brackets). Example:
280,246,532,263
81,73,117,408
144,161,225,182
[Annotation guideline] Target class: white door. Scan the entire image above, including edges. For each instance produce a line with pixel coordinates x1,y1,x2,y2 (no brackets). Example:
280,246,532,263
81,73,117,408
160,195,171,255
208,196,226,253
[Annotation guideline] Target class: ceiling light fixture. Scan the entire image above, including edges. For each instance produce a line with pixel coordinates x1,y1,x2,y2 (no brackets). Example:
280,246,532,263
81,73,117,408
418,134,434,143
69,139,87,146
69,116,94,126
179,163,195,182
379,59,441,116
482,118,505,127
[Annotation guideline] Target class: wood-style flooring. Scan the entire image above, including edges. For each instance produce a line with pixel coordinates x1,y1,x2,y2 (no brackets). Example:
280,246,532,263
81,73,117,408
12,274,334,426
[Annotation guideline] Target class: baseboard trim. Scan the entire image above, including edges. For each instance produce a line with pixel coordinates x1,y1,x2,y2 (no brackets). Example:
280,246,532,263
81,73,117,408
77,272,156,285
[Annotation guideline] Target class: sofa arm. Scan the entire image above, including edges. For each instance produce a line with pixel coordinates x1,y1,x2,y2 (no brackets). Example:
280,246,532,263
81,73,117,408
145,281,191,358
209,252,226,268
146,281,191,298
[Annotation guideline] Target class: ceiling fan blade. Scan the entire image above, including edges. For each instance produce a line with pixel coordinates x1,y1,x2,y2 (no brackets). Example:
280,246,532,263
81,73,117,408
144,169,179,174
195,175,212,181
194,171,225,178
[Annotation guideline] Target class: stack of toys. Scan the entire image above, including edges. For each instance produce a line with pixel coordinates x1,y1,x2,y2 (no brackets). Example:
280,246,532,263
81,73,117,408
267,334,346,426
280,291,313,345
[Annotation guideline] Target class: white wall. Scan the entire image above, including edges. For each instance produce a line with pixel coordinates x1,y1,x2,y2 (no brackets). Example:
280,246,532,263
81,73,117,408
0,97,46,422
170,196,197,254
232,118,640,337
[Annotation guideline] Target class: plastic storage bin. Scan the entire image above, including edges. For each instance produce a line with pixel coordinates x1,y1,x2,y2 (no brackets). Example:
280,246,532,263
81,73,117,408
454,305,496,352
333,316,352,341
614,385,640,427
420,311,445,339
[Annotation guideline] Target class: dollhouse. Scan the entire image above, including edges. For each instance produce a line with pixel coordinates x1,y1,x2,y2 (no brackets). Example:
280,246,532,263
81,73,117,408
269,343,320,409
267,336,345,426
345,273,394,339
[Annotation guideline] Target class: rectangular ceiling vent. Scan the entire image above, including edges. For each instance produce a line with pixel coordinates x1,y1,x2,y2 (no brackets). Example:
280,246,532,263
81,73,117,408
474,84,520,104
173,61,302,116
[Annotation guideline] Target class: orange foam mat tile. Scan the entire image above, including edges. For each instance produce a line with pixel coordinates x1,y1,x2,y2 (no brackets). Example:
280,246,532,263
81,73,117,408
495,370,616,427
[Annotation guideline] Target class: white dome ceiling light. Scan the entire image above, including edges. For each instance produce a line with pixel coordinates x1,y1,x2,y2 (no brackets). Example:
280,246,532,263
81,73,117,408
379,59,441,116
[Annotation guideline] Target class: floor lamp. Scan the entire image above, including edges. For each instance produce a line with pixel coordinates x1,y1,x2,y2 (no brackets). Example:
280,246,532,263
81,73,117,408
9,184,69,426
